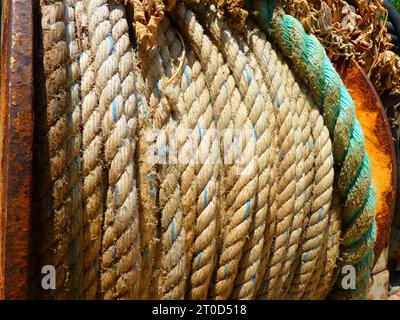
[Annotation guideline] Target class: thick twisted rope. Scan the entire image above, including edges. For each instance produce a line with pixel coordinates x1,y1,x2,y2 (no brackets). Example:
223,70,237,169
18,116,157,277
163,32,220,300
286,109,333,299
61,0,84,298
40,0,82,299
174,4,238,300
155,22,187,300
240,11,338,301
137,19,187,299
37,1,354,300
280,87,315,299
242,18,300,299
135,27,164,300
160,25,220,300
99,4,141,300
300,109,335,299
194,4,278,300
244,20,333,298
307,196,342,300
80,0,112,299
251,0,377,299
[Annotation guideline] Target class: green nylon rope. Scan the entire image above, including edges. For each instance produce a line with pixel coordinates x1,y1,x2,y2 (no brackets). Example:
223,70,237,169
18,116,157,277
249,0,377,299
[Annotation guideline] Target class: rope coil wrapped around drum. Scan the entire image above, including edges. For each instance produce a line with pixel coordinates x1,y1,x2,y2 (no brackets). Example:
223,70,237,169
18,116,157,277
36,0,376,300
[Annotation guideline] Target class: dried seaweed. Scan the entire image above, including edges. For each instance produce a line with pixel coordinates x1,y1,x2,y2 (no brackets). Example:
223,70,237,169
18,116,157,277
125,0,399,95
125,0,248,50
282,0,400,95
125,0,166,51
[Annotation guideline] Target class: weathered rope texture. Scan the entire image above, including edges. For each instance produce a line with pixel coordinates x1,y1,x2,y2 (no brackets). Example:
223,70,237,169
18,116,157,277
39,0,141,299
250,0,377,299
36,0,364,300
99,3,141,300
39,0,83,299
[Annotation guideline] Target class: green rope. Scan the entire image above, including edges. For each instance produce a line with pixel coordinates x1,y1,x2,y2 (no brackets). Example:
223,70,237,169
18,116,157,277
389,0,400,12
249,0,377,299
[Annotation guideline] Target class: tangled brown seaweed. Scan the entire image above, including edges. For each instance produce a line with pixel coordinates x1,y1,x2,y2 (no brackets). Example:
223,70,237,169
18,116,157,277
282,0,400,95
125,0,248,50
125,0,400,94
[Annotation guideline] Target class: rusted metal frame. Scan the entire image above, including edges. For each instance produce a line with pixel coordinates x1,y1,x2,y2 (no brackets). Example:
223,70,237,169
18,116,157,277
0,0,34,299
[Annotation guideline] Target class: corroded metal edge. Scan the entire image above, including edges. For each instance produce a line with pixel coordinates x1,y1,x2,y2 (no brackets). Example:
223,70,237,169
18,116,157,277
0,0,33,299
336,59,397,267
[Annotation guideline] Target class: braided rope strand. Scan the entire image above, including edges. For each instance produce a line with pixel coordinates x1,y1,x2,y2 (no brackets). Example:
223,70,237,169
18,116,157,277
194,5,277,299
40,0,77,299
99,4,141,299
80,0,111,299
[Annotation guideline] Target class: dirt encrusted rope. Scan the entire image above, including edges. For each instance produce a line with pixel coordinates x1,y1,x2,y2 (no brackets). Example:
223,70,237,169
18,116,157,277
40,0,84,299
250,0,377,299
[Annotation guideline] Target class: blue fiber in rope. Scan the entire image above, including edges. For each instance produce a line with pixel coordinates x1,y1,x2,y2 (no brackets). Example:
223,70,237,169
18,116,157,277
111,99,118,123
184,66,191,83
243,66,252,85
106,36,113,54
197,252,202,269
244,200,251,220
171,219,176,243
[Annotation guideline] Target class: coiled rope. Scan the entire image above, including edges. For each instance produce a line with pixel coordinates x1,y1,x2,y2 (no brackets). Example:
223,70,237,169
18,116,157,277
40,0,83,299
250,0,377,299
37,0,375,300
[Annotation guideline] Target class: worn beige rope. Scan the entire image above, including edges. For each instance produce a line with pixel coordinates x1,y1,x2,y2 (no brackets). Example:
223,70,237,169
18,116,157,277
285,109,334,300
40,0,83,299
79,0,110,299
135,19,168,301
38,1,343,300
173,8,226,300
299,109,334,299
193,5,281,300
245,32,314,298
98,4,141,300
155,23,220,300
311,198,342,300
135,18,174,299
236,12,335,300
248,23,300,300
61,0,84,299
154,21,187,300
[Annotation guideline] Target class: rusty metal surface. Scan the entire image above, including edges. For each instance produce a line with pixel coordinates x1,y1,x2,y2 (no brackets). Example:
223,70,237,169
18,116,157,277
335,59,397,267
0,0,33,299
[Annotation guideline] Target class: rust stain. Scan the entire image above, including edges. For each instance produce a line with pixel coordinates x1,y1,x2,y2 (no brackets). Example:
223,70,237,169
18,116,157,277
0,0,33,299
336,59,396,266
